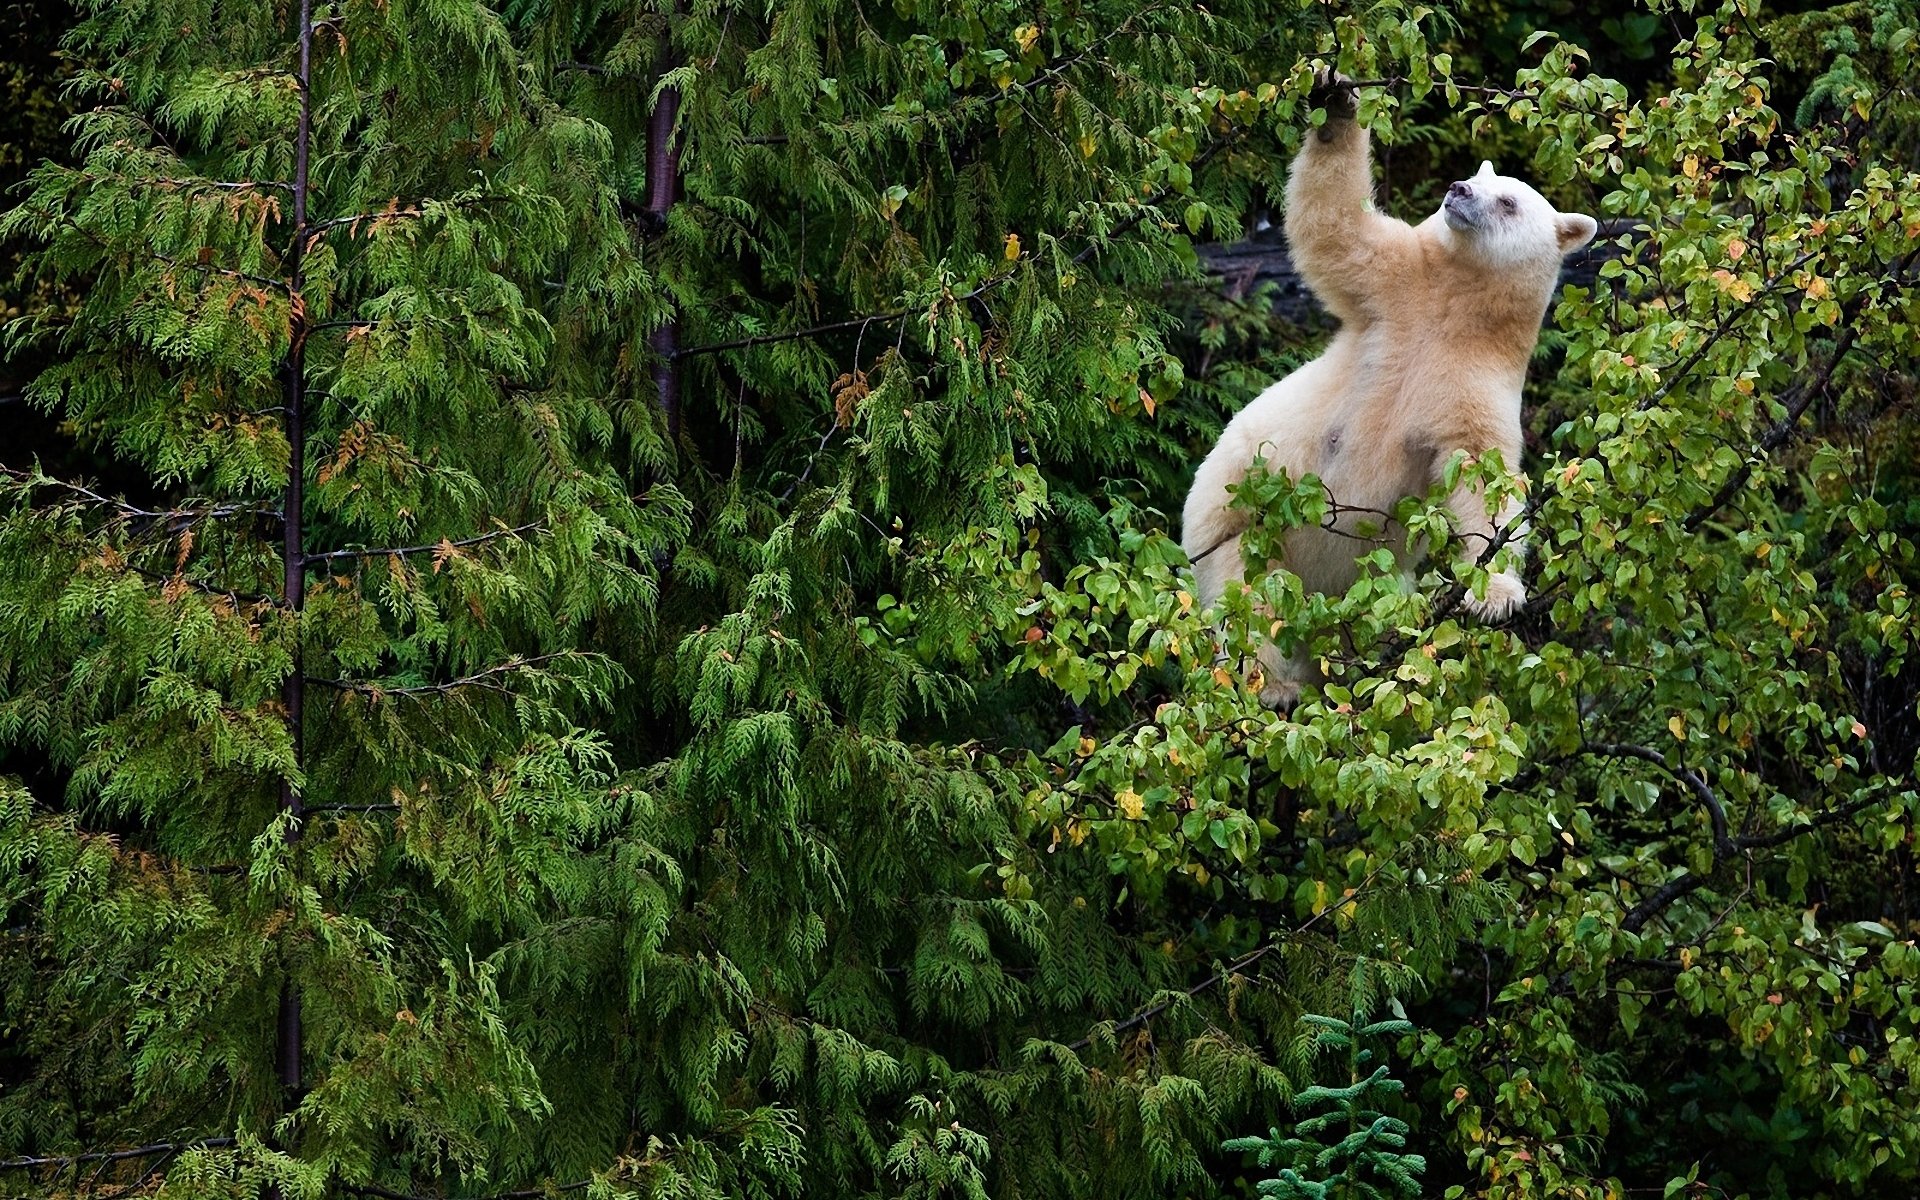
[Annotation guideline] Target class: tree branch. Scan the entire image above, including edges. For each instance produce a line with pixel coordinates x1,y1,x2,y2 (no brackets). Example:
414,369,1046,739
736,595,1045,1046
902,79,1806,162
312,652,580,698
305,194,515,237
341,1180,593,1200
304,521,544,564
1682,322,1860,532
1732,790,1890,852
1639,249,1822,413
0,1138,237,1172
1588,741,1732,857
1618,785,1897,933
1062,835,1417,1051
3,468,276,529
1620,872,1712,934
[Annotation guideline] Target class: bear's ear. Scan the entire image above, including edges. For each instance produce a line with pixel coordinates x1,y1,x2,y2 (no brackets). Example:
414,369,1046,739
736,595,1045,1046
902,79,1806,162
1555,212,1599,254
1476,159,1497,178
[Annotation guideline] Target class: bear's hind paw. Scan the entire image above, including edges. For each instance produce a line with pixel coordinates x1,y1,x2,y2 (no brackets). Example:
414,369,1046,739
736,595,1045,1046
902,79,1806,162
1462,572,1526,624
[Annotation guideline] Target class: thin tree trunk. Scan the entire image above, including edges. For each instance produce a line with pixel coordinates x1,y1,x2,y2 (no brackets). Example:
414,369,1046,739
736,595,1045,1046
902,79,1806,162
277,0,312,1097
648,35,681,440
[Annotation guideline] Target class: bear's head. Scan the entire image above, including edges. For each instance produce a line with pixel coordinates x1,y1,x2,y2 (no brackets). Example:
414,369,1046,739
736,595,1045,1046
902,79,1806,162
1439,160,1597,270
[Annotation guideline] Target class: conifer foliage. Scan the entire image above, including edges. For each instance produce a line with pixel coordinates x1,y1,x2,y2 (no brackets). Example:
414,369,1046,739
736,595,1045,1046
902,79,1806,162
3,0,1920,1198
1222,1000,1425,1200
2,0,681,1189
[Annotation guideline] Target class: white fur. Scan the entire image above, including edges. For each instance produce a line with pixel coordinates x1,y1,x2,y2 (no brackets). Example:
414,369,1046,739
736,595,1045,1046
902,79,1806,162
1183,119,1596,706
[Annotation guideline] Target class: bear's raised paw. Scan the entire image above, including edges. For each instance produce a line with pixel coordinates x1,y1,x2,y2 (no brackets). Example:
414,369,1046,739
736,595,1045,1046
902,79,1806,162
1310,68,1357,139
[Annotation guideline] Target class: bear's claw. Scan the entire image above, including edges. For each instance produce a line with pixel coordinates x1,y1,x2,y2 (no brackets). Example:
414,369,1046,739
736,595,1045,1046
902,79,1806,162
1310,68,1358,137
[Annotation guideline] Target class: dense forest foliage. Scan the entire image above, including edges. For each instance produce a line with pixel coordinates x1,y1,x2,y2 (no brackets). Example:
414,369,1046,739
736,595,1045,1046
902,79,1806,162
2,0,1917,1196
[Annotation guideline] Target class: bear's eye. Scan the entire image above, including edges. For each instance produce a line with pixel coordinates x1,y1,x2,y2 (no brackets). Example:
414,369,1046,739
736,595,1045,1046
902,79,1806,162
1498,196,1517,214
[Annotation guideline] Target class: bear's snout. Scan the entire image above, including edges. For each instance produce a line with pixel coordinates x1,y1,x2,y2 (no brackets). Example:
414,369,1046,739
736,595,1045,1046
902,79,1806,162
1447,181,1474,201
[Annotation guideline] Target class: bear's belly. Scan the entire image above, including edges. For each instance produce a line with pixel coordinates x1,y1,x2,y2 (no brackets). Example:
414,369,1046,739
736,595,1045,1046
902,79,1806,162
1278,442,1430,595
1315,415,1430,524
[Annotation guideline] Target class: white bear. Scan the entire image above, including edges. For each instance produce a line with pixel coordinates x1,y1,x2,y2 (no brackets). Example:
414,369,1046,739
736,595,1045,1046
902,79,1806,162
1182,72,1597,706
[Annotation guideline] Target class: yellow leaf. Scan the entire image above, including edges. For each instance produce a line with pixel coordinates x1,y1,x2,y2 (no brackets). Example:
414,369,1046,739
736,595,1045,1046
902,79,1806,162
1139,387,1156,416
1075,736,1096,758
1711,269,1754,302
1115,789,1145,820
1212,666,1234,687
1012,23,1040,53
1669,714,1687,740
1727,236,1747,261
1682,155,1699,178
1003,232,1021,260
1078,132,1097,159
